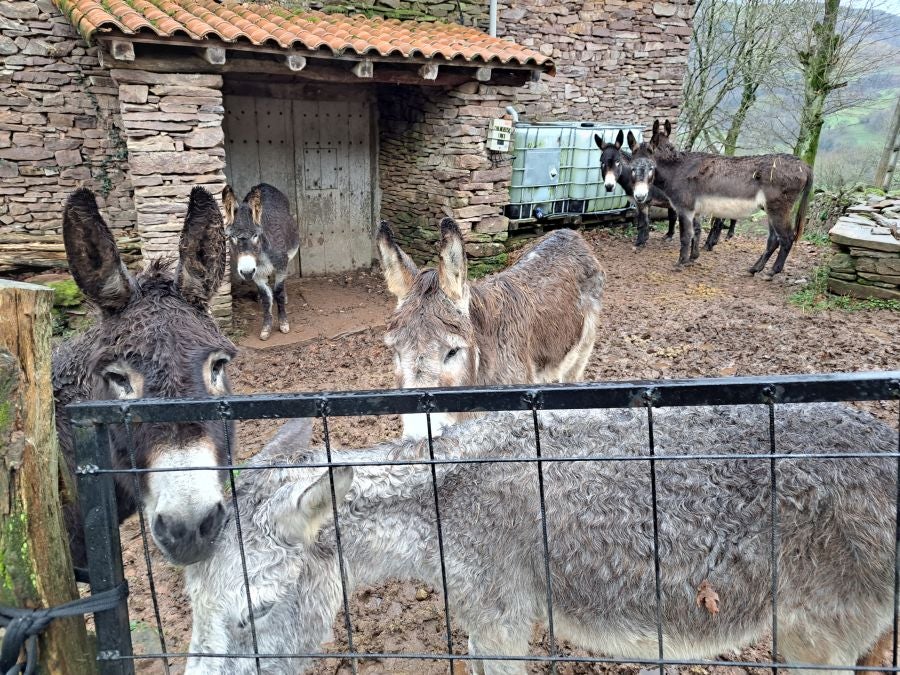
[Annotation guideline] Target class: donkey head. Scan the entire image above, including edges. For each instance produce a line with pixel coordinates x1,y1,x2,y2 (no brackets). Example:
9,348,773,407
377,219,477,438
223,185,265,281
63,187,234,566
185,419,353,675
594,130,627,193
621,131,655,204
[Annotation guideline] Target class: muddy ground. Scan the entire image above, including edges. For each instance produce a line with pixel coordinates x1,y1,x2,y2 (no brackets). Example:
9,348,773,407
119,224,898,674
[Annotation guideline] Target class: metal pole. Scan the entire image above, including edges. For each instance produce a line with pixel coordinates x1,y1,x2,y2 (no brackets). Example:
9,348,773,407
73,420,134,675
489,0,497,36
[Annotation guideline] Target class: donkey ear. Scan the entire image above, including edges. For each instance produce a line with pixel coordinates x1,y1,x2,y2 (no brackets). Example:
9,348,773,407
664,119,672,136
614,130,624,150
626,131,639,153
63,188,132,313
222,185,237,229
594,133,606,150
247,186,263,226
272,467,354,546
652,120,660,137
264,418,314,457
437,218,468,305
176,187,226,308
376,220,417,300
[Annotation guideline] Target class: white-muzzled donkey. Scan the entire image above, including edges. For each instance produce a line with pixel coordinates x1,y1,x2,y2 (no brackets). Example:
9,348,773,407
185,404,897,675
376,218,605,439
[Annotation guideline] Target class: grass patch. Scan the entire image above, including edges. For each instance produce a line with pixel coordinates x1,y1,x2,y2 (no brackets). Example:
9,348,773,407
801,230,831,247
789,264,900,312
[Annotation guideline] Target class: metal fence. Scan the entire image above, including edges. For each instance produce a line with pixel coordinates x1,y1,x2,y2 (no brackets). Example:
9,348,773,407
69,371,900,675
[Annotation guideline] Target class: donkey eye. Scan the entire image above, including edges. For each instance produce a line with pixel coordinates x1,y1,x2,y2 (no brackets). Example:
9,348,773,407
104,370,132,395
210,357,229,384
251,234,260,243
239,601,274,629
444,348,459,363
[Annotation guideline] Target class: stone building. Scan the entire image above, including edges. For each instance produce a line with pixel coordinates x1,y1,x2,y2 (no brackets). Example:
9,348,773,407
0,0,694,324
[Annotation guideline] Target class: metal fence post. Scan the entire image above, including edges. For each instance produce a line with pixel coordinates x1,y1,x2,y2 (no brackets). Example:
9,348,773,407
73,419,134,675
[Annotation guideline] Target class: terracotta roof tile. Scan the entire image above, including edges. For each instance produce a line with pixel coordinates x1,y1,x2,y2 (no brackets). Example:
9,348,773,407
51,0,553,71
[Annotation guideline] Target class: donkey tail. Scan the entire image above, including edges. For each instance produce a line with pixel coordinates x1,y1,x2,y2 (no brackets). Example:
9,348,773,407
794,167,813,242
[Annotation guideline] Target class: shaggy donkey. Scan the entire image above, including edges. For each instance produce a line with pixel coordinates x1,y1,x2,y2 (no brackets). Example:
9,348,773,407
594,130,678,247
184,404,897,675
222,184,299,340
55,187,234,567
633,121,813,275
376,218,604,438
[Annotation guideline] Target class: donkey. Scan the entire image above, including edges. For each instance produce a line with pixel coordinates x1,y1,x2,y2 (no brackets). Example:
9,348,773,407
705,217,737,251
376,218,604,439
222,184,299,340
633,120,813,275
55,187,234,568
184,403,897,675
594,130,678,247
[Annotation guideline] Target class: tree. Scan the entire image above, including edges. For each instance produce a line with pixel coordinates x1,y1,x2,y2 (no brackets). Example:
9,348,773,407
678,0,795,153
792,0,843,165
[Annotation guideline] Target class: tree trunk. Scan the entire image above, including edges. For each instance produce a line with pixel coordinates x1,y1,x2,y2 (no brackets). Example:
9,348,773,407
722,78,759,156
793,0,841,166
0,279,96,675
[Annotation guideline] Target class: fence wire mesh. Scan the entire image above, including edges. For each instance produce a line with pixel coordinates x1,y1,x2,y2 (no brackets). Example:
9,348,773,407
69,372,900,675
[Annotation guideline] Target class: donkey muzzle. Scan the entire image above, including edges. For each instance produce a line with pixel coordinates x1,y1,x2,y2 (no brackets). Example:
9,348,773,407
152,502,226,566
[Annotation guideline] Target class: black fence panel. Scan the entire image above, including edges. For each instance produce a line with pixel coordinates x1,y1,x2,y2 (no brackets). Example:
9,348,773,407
70,371,900,675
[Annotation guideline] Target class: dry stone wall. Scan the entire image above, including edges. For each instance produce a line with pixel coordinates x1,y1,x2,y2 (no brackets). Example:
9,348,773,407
500,0,694,124
109,68,231,322
0,0,134,249
827,197,900,301
377,82,514,273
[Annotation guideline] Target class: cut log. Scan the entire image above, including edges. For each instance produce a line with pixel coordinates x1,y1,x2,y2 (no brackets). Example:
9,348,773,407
0,279,95,674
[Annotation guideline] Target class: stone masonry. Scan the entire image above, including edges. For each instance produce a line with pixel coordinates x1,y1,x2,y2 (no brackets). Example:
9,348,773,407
378,81,514,273
501,0,694,124
108,68,231,322
0,0,134,241
827,196,900,301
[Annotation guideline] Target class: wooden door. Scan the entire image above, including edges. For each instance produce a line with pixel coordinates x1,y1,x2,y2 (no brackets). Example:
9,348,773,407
223,94,375,276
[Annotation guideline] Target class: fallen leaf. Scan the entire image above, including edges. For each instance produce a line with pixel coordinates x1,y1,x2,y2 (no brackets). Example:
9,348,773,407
696,579,720,616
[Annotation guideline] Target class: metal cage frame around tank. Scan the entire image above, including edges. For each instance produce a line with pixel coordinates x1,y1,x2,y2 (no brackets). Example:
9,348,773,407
69,370,900,675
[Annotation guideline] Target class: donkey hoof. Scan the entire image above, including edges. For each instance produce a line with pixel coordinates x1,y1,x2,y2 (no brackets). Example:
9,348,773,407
747,267,759,276
279,321,290,334
259,326,272,341
665,234,675,241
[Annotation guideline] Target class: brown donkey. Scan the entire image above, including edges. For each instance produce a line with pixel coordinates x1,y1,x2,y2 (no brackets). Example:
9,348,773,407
377,219,605,439
633,120,813,276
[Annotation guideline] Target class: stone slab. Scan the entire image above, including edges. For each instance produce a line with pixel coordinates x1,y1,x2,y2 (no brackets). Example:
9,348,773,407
829,219,900,253
828,277,900,301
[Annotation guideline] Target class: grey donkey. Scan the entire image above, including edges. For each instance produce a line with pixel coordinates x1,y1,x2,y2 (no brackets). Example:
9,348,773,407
222,184,300,340
376,218,605,439
55,187,234,567
185,403,897,675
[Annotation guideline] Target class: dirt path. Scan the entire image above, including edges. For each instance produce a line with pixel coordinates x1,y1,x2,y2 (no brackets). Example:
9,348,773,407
121,226,898,674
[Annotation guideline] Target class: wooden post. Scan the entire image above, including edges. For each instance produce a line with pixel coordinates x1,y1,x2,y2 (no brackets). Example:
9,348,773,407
0,279,96,675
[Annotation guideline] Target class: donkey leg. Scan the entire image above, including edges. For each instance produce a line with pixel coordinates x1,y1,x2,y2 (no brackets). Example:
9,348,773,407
768,215,796,275
467,625,529,675
634,204,650,247
255,279,274,340
704,218,723,251
675,210,694,266
665,208,677,239
273,270,290,333
689,216,702,260
749,227,779,275
726,218,736,239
